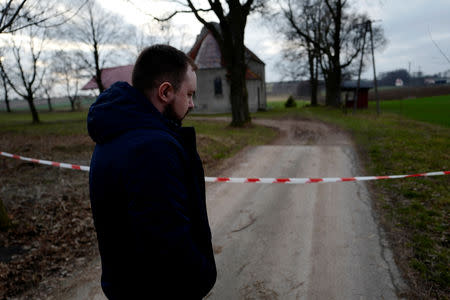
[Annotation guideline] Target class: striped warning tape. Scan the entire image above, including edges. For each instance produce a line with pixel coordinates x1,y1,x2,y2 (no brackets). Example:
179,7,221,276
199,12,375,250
203,172,450,183
0,151,90,172
1,151,449,184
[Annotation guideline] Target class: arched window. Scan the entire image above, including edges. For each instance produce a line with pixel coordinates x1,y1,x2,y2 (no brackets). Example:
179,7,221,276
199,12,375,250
214,77,222,96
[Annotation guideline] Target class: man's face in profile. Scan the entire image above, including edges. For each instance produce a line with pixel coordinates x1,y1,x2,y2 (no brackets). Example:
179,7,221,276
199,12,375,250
164,65,196,121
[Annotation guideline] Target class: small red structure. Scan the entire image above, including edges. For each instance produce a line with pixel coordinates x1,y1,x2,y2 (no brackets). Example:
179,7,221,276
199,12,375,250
341,80,373,109
81,65,134,91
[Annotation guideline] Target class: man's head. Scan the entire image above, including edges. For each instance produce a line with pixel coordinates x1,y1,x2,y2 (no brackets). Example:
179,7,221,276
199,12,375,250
132,44,197,121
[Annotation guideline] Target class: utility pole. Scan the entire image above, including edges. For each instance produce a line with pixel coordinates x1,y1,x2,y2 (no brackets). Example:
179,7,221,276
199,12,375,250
353,21,368,114
368,20,380,116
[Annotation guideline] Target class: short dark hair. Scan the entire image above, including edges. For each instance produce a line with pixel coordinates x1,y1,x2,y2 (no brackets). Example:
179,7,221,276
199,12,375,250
132,44,196,93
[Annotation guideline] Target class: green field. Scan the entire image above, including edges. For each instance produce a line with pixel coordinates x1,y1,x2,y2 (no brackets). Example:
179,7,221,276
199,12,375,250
0,97,96,113
369,94,450,127
268,94,450,128
0,111,90,135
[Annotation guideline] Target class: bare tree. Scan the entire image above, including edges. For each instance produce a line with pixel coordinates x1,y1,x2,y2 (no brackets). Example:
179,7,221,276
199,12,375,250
53,50,82,111
157,0,267,126
41,68,56,111
131,21,174,58
68,0,131,95
276,0,323,106
0,66,11,112
132,23,158,58
276,41,308,81
281,0,385,107
0,27,47,123
0,0,87,34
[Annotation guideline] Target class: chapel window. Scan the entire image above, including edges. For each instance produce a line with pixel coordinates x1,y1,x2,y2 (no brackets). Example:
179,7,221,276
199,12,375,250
214,77,222,96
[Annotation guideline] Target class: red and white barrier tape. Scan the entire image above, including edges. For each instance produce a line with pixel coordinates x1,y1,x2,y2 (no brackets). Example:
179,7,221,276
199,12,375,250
203,172,450,183
1,151,90,172
1,151,449,184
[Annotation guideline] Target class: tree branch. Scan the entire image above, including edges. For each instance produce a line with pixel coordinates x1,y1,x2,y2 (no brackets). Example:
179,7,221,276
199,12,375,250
0,0,27,33
1,0,89,34
153,7,212,22
208,0,225,20
243,0,254,13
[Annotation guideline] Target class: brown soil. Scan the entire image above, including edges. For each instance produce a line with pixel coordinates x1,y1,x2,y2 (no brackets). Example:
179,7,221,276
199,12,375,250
0,134,97,299
368,85,450,101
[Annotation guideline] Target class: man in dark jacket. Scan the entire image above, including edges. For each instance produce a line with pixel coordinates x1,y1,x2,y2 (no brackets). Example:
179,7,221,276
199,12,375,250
87,45,216,299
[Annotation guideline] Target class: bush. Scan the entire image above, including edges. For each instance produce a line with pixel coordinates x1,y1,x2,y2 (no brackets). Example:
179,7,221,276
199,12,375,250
284,95,297,108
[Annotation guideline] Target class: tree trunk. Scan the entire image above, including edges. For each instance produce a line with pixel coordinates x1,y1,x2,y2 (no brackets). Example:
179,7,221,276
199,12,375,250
225,36,251,127
310,77,318,106
94,70,104,94
93,43,105,94
47,97,53,112
229,65,250,126
325,66,341,107
4,97,11,112
27,96,40,123
2,76,11,112
0,198,11,231
216,22,251,126
69,98,75,111
308,51,318,107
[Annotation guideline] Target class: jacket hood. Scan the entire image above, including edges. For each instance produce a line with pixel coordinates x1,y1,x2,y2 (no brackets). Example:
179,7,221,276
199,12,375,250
87,82,177,144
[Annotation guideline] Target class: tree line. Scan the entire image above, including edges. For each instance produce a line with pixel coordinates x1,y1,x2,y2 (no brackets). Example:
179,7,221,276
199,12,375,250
0,0,386,126
0,0,174,123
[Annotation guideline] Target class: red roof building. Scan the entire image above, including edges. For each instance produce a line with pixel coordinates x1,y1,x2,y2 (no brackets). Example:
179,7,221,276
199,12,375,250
81,24,267,113
81,65,133,90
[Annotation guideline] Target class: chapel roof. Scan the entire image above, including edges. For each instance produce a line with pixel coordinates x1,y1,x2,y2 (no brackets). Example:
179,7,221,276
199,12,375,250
188,24,265,70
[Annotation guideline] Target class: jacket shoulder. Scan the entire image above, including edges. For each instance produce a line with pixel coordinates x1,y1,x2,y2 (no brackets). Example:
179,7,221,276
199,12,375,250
121,128,183,152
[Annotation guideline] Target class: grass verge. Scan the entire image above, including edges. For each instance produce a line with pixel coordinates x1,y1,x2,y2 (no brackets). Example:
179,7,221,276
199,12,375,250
184,119,277,173
0,111,277,171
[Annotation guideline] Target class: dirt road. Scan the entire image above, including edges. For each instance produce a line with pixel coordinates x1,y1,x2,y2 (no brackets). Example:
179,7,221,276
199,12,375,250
45,119,406,299
206,119,406,299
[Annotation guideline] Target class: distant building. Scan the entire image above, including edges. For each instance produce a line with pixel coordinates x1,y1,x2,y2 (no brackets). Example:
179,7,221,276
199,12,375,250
81,65,133,91
341,80,373,109
187,25,267,113
395,78,404,87
424,77,448,85
81,26,267,113
424,78,435,85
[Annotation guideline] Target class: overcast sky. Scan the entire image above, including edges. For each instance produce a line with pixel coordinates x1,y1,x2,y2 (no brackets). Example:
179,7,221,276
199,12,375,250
100,0,450,82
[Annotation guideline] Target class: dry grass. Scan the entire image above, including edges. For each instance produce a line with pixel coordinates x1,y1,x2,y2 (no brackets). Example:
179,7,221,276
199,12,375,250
0,133,96,298
0,111,277,298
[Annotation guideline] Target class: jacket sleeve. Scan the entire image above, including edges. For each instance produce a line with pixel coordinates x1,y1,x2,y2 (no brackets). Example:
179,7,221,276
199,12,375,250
123,134,216,298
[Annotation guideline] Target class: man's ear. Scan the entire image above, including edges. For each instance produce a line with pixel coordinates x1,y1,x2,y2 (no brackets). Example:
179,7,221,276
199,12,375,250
158,82,174,104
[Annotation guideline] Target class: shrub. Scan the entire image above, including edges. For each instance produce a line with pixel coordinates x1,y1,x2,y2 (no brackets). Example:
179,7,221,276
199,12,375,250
284,95,297,108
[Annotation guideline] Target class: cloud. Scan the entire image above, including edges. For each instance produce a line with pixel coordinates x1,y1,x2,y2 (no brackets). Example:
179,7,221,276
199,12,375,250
97,0,450,80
